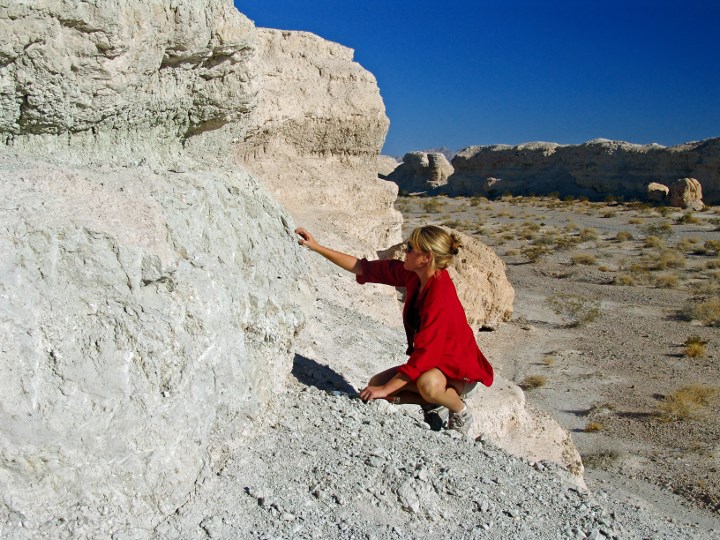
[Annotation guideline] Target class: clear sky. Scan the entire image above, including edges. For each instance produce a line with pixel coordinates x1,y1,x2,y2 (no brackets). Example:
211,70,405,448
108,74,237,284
235,1,720,157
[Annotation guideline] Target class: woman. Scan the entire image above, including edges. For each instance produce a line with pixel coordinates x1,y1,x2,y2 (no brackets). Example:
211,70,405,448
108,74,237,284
295,225,493,434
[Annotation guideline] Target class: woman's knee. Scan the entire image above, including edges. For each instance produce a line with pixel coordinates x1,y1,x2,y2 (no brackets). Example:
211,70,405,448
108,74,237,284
416,369,447,400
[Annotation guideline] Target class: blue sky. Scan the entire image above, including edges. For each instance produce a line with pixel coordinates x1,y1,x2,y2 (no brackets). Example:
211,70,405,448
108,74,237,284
235,1,720,157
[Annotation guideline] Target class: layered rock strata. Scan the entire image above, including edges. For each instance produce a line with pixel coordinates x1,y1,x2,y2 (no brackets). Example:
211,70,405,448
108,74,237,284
445,138,720,204
235,28,401,253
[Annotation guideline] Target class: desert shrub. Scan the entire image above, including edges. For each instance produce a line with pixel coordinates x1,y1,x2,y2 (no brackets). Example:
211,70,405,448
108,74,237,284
684,335,707,358
676,212,701,225
584,421,604,432
643,236,664,249
628,218,643,225
614,273,635,286
546,293,601,327
706,259,720,270
598,265,611,272
554,235,580,250
505,249,519,257
521,245,551,263
704,240,720,255
655,273,680,289
564,221,579,232
422,198,443,213
676,238,699,251
519,375,547,390
578,228,599,242
648,250,686,270
615,231,634,242
683,297,720,327
543,356,555,366
571,253,597,265
582,449,620,469
658,385,719,421
641,221,673,237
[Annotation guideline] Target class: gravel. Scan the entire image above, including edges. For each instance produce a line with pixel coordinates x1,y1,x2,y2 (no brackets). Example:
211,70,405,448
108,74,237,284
154,383,712,539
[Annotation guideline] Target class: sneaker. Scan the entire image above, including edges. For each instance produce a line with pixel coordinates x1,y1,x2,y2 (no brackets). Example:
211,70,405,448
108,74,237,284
421,404,449,431
448,403,473,435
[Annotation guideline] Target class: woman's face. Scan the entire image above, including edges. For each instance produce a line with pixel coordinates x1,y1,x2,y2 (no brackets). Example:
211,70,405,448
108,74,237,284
403,241,431,272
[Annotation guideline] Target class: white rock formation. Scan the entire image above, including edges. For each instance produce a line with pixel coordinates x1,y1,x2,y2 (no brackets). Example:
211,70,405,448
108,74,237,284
647,182,670,202
0,2,311,537
669,177,704,211
378,154,400,177
235,28,401,253
0,1,586,536
388,151,455,193
448,138,720,203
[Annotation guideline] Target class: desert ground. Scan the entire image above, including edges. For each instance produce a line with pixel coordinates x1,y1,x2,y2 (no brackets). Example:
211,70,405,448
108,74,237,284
397,194,720,523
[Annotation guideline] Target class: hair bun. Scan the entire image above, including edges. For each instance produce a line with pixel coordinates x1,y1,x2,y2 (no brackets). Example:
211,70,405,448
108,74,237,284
450,234,462,255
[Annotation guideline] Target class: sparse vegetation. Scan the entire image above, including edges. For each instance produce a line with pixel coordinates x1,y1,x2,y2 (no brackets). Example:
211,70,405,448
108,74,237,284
584,421,604,432
571,253,597,265
546,293,601,327
684,335,707,358
615,231,634,242
519,375,547,390
658,385,719,422
684,297,720,327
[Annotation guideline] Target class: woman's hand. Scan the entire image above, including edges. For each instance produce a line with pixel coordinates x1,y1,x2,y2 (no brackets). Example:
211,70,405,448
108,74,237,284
295,227,320,252
359,385,391,402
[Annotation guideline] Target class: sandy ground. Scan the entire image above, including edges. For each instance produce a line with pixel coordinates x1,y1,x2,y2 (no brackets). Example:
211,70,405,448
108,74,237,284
397,194,720,528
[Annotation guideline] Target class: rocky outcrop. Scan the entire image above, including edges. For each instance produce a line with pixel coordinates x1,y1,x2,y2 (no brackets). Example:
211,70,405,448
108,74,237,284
378,154,400,177
647,182,670,202
447,138,720,204
388,151,454,193
669,177,704,210
235,28,400,252
0,1,584,536
0,2,312,537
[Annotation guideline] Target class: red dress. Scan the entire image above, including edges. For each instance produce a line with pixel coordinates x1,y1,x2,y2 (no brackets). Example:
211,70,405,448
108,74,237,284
357,258,494,386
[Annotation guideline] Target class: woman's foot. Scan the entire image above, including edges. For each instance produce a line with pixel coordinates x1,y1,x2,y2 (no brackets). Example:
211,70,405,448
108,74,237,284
447,403,473,434
421,403,449,431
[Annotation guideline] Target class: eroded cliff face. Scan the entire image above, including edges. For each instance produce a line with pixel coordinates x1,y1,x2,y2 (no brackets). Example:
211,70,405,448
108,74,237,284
446,138,720,203
0,1,311,536
235,28,402,253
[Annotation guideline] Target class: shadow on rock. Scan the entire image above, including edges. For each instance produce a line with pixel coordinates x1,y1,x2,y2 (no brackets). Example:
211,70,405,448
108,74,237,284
292,354,357,394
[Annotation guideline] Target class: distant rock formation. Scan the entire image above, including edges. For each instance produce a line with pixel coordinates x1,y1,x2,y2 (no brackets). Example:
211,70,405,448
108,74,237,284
445,138,720,204
647,182,670,202
388,151,454,193
669,177,705,211
378,154,400,177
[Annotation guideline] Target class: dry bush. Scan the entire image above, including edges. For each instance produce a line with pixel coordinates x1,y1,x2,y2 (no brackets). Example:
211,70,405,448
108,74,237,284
614,273,635,286
584,421,604,432
704,240,720,255
641,221,673,237
648,250,686,270
683,297,720,327
676,212,701,225
582,449,620,469
655,273,680,289
571,253,597,265
658,385,719,421
520,245,551,263
676,238,700,251
628,218,644,225
615,231,634,242
643,235,664,249
519,375,547,390
504,249,519,257
422,198,443,213
546,293,601,327
684,335,707,358
543,356,555,366
578,228,599,241
706,259,720,270
602,211,617,218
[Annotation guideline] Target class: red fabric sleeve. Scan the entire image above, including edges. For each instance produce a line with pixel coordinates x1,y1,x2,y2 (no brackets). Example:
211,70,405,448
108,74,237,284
355,258,414,288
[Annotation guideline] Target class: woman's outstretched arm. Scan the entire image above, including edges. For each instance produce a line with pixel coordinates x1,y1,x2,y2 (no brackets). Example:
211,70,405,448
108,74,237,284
295,227,363,276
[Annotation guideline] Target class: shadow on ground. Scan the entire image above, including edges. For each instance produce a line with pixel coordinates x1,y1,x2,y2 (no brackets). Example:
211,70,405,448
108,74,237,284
291,354,357,394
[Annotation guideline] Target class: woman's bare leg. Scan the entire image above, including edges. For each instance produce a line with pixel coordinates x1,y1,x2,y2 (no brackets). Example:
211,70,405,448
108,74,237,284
415,369,465,413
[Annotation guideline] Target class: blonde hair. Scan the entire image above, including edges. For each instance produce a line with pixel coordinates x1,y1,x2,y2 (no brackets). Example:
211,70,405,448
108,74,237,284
408,225,462,270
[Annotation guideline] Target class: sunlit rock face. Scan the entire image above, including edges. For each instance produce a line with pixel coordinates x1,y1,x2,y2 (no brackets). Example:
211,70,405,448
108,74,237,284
0,1,312,536
447,138,720,204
